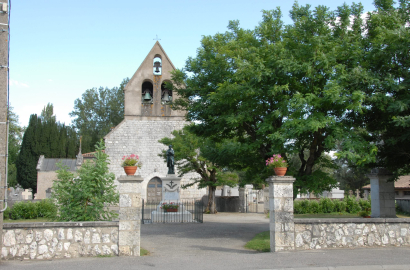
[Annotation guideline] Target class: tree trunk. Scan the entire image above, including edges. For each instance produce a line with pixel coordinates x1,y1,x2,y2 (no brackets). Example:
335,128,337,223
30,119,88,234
205,186,217,214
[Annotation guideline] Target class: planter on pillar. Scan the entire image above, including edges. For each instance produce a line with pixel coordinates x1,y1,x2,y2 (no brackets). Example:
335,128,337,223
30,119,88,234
118,175,143,256
266,175,296,252
367,168,396,218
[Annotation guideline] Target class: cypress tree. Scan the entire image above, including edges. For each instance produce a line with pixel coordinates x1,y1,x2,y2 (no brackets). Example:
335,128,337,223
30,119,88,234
16,105,79,194
16,114,39,194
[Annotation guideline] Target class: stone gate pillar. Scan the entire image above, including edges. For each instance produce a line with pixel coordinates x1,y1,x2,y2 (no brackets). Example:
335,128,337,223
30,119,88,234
239,188,246,213
266,176,296,252
118,175,143,256
367,168,396,218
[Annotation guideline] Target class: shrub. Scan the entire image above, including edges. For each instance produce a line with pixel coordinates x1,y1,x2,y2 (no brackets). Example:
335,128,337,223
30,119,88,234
309,200,321,213
358,199,371,211
11,201,38,219
344,196,361,213
333,200,347,212
319,198,335,213
294,200,304,214
37,199,58,219
52,140,119,221
300,200,310,214
3,206,11,220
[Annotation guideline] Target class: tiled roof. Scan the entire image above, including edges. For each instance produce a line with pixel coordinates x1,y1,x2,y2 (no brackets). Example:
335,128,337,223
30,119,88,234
362,175,410,190
39,158,77,172
82,150,104,158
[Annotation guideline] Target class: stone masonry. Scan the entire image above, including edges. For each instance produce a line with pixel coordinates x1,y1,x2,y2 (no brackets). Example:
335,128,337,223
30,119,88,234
104,42,206,202
2,222,118,260
266,176,296,252
118,175,142,256
295,219,410,250
105,119,205,200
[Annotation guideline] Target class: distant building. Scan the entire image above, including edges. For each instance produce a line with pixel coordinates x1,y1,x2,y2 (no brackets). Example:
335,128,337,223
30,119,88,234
36,147,84,200
362,175,410,199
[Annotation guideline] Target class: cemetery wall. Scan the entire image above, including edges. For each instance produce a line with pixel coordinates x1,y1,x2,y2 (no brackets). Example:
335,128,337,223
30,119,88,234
1,221,118,260
294,218,410,250
396,199,410,214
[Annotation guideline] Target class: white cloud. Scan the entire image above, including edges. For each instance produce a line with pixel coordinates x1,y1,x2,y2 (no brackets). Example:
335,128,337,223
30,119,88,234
9,79,29,88
48,79,52,82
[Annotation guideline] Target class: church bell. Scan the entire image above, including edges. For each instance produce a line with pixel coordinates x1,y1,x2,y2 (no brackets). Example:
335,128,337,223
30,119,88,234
162,92,170,101
143,92,152,101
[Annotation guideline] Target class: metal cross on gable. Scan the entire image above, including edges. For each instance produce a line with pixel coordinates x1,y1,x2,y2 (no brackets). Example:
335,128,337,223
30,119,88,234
153,35,161,41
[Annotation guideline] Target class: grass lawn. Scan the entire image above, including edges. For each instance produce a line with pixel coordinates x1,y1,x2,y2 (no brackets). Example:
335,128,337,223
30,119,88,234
244,231,270,252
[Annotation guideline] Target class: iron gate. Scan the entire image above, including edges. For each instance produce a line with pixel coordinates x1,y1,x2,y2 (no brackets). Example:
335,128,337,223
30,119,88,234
246,189,264,213
142,199,204,224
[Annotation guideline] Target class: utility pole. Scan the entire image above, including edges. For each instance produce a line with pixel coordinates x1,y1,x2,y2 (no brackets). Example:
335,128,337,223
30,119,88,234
0,0,9,260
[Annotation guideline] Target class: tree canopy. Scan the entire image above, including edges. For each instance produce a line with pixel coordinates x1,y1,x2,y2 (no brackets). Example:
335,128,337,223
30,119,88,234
51,140,119,221
70,78,128,153
16,104,78,193
7,106,24,187
159,126,238,213
169,0,408,194
359,0,410,177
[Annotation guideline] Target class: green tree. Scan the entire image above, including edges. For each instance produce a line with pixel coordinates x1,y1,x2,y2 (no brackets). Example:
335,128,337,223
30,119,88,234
7,106,24,187
358,0,410,177
41,103,56,123
16,108,79,194
159,126,238,214
51,140,119,221
16,114,39,193
169,3,372,195
70,78,128,153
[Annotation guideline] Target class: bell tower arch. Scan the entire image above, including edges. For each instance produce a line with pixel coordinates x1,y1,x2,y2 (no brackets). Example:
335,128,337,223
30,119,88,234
123,41,185,120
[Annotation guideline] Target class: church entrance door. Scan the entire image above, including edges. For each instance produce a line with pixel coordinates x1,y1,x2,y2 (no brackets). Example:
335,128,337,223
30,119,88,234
147,177,162,201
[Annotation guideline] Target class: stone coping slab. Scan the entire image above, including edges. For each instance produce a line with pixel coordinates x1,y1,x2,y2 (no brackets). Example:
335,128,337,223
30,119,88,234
294,218,410,224
3,221,118,229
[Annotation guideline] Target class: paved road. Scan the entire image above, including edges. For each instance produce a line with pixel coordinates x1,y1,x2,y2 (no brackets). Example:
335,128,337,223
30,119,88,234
2,213,410,270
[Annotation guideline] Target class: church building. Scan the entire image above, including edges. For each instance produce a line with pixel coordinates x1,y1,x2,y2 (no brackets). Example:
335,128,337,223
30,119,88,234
104,42,206,201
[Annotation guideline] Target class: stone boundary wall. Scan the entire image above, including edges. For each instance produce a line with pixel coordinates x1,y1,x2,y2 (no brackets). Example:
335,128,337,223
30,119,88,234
294,218,410,250
396,199,410,214
2,221,119,260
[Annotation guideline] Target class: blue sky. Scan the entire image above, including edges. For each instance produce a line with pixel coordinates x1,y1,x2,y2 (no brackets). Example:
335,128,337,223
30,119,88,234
10,0,377,126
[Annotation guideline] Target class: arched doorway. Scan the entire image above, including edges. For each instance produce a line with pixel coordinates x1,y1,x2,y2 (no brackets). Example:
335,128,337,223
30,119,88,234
147,177,162,201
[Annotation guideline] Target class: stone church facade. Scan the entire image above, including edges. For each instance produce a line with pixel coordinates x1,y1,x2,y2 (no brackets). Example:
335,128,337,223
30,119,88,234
104,42,206,201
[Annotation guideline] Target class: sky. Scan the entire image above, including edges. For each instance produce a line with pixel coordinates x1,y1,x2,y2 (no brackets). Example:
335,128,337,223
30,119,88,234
9,0,378,127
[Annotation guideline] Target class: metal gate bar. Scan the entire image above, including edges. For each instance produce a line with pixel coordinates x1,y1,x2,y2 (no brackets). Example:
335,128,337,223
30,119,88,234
142,199,203,224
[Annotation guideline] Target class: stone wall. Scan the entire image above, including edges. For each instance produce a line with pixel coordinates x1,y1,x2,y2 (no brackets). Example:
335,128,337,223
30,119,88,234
36,171,58,199
294,219,410,250
2,222,118,260
105,119,206,200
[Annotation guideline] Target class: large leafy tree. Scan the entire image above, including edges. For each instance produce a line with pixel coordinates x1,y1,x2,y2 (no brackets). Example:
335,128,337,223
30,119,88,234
51,140,119,221
359,0,410,177
170,3,373,195
159,126,238,214
70,78,128,153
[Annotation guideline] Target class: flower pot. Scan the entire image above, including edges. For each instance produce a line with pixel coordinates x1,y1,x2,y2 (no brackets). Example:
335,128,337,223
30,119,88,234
124,166,138,176
166,208,178,212
274,167,287,176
